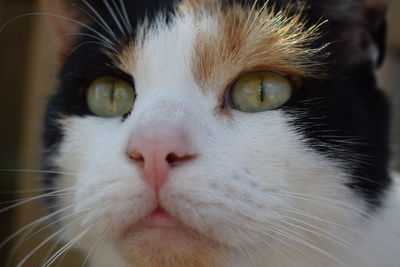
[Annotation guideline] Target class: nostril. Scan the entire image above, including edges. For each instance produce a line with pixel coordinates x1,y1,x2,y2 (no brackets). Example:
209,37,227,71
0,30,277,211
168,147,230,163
166,153,179,165
166,153,196,166
129,150,144,162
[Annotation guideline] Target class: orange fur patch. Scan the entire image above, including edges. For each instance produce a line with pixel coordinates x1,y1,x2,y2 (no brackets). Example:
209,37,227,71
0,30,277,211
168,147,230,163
109,40,136,74
120,227,225,267
186,0,326,93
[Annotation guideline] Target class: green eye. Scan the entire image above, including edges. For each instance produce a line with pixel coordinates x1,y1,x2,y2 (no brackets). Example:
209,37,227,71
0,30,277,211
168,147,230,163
229,71,292,113
86,77,135,117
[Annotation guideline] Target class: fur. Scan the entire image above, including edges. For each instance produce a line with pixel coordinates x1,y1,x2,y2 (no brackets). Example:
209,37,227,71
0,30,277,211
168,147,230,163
39,0,400,266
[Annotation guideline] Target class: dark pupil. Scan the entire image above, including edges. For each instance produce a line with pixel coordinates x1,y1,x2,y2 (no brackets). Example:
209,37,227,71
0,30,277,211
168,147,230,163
259,77,264,102
110,82,116,103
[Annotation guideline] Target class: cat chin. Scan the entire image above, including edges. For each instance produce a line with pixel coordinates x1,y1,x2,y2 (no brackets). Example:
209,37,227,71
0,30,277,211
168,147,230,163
117,225,224,267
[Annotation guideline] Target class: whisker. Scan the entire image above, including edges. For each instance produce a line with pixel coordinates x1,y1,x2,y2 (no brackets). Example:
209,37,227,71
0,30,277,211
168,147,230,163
246,230,294,266
0,205,73,249
269,225,346,265
73,2,117,40
15,218,81,267
274,190,370,219
245,226,320,266
0,187,75,213
9,207,94,266
237,200,399,260
0,12,115,48
42,227,91,267
224,215,320,265
279,207,363,236
40,233,64,267
82,229,110,267
118,0,132,32
283,207,400,258
0,190,75,205
10,208,85,255
43,32,118,56
110,0,131,34
66,41,115,57
0,169,77,176
261,228,320,266
209,203,351,264
0,185,78,194
279,217,354,249
236,239,259,267
80,0,118,40
102,0,126,35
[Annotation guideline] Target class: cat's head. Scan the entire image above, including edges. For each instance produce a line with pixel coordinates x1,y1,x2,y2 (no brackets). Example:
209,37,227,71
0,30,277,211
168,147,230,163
41,0,390,266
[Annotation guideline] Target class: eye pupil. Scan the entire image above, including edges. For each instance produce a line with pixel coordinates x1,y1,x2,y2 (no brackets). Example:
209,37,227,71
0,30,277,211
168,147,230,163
110,83,116,102
259,78,264,102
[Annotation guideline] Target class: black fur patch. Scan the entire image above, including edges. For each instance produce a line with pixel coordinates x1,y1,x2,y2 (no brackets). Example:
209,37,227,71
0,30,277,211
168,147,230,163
283,66,391,209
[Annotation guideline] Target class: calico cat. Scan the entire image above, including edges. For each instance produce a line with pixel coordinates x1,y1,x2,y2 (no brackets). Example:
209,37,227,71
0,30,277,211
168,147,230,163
35,0,400,266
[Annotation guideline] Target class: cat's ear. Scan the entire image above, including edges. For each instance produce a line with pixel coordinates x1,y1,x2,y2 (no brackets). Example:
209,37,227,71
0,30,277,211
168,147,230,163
315,0,389,68
40,0,89,51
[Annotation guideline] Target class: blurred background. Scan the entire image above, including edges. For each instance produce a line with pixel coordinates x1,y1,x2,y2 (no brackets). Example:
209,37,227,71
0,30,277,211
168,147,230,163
0,0,399,266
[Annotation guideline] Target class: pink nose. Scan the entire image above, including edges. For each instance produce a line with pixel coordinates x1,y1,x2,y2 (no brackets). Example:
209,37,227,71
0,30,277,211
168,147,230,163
127,132,194,192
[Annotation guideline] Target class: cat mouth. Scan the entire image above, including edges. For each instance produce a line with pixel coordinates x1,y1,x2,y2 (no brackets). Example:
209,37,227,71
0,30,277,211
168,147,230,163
121,205,183,239
140,206,180,228
120,206,203,248
119,206,222,267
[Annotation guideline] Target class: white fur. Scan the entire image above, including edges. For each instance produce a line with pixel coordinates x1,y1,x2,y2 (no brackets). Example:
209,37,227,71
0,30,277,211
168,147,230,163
51,11,400,267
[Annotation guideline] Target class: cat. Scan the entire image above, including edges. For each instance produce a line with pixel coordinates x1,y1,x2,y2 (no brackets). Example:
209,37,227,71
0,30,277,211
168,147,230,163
34,0,400,266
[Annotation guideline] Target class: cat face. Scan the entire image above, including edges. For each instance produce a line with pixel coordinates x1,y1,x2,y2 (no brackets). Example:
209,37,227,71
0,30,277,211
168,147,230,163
41,0,390,266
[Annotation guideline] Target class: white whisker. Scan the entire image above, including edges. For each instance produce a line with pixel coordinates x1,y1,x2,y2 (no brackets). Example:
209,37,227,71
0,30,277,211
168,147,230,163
82,229,110,267
111,0,131,34
0,13,115,47
279,217,354,249
0,187,76,213
81,0,118,40
15,218,81,267
40,233,63,267
118,0,132,32
247,230,294,266
0,205,73,249
237,239,259,267
274,190,370,219
42,227,91,267
72,0,118,41
280,207,363,235
0,169,77,176
102,0,126,35
11,207,90,255
66,41,116,57
261,228,320,266
44,31,118,55
0,186,74,194
270,226,346,266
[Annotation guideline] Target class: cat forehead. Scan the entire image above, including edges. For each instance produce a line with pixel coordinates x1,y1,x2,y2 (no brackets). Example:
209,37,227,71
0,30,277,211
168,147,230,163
109,0,324,92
